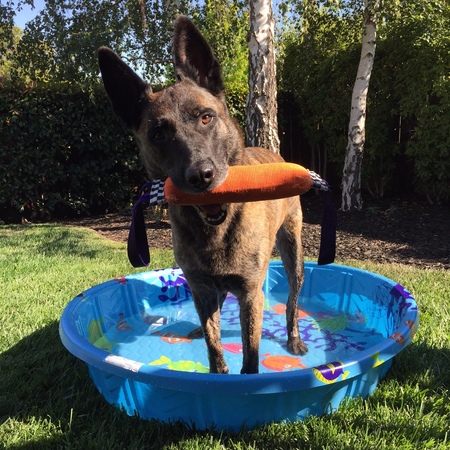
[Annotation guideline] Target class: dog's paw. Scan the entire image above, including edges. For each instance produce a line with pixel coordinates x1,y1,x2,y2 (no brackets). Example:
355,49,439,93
287,336,308,356
213,363,229,374
240,365,258,375
187,326,204,339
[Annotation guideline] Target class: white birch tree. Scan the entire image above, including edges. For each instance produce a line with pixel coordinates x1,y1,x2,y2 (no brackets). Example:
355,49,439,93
341,0,378,211
246,0,280,154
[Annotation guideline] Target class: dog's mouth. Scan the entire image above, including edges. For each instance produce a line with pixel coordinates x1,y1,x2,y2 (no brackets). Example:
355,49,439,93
194,203,228,226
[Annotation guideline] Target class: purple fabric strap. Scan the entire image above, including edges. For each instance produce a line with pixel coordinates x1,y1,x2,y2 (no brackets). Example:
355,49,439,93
128,173,337,268
317,188,337,265
127,181,163,267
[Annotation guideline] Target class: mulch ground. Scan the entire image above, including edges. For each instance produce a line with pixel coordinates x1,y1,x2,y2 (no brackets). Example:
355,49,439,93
62,194,449,271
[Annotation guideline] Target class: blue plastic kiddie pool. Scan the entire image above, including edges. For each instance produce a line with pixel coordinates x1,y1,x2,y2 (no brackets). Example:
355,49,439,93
59,261,418,430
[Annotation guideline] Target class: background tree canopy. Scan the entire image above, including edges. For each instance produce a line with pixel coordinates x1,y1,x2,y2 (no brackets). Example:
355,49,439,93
0,0,449,221
279,0,450,203
3,0,249,86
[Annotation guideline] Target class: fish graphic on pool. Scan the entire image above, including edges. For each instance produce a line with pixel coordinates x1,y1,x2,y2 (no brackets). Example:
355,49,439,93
312,361,350,384
149,355,209,373
261,354,307,372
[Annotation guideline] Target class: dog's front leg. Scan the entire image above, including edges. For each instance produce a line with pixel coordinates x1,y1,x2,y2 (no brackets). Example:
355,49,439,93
239,289,265,374
191,289,229,374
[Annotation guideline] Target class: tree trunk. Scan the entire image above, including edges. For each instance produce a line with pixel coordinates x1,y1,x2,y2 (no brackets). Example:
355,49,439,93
246,0,280,154
341,3,377,211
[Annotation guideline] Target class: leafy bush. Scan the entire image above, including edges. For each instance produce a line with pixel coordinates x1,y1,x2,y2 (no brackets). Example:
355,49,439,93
279,3,450,203
226,85,248,130
0,82,249,223
405,95,450,204
0,84,146,222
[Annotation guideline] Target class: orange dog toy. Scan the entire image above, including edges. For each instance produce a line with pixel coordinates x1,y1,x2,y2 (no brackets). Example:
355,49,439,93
163,163,314,205
128,163,336,267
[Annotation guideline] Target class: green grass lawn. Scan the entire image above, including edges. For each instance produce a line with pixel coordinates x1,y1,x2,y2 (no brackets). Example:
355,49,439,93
0,224,449,449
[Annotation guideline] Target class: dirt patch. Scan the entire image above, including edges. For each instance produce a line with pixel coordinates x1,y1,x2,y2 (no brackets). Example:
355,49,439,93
62,195,449,271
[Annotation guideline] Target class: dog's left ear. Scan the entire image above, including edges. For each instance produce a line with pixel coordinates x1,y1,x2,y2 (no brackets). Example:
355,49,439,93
173,15,225,100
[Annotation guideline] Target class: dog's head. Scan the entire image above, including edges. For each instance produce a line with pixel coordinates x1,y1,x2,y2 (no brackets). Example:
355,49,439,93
98,16,244,225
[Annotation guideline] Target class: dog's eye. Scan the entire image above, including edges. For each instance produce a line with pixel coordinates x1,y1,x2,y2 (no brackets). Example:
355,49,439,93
152,129,165,141
201,114,213,125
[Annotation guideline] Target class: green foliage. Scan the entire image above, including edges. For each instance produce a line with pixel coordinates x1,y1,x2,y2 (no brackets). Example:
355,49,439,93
279,6,361,175
395,4,450,203
406,98,450,204
0,1,15,52
10,0,190,85
280,1,450,203
226,84,248,130
0,18,20,81
8,0,249,88
367,2,450,202
194,0,249,92
0,83,147,222
0,81,248,222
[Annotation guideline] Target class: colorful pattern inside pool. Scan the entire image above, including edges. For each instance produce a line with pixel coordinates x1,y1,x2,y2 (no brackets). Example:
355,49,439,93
81,263,412,376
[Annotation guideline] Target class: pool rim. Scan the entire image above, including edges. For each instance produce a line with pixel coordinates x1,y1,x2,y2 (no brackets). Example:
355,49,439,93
59,262,418,396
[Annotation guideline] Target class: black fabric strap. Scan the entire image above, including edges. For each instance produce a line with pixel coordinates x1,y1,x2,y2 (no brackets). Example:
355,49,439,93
128,200,150,267
317,189,337,265
307,170,337,265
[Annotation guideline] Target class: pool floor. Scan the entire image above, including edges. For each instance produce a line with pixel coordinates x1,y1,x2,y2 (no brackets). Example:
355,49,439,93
93,291,385,375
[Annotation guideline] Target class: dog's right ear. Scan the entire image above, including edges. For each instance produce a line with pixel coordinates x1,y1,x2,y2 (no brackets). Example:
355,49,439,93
98,47,149,130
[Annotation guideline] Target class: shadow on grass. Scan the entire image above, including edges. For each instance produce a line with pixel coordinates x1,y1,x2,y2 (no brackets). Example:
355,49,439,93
1,322,129,449
1,322,88,419
2,224,117,260
1,320,449,449
0,322,218,449
35,227,108,259
388,338,450,390
301,194,450,269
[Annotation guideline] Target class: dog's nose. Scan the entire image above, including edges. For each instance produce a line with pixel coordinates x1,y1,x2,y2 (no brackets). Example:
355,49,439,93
185,163,215,190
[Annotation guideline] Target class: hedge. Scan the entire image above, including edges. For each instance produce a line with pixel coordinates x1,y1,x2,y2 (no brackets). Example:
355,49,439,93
0,84,147,222
0,83,250,223
2,79,447,224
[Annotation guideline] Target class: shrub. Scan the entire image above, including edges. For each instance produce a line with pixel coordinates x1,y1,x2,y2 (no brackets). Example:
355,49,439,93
0,84,147,222
0,82,248,222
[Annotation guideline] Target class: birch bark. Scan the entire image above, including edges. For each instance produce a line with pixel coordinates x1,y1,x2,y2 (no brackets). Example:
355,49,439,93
246,0,280,154
341,2,377,211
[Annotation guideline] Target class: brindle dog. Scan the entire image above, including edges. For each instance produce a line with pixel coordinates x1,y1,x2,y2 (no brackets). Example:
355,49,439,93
98,16,307,374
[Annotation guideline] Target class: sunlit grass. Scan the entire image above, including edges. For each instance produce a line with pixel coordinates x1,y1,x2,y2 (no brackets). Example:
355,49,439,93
0,225,448,449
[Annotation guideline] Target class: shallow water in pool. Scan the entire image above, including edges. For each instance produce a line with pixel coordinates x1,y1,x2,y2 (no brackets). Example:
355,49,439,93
94,291,385,374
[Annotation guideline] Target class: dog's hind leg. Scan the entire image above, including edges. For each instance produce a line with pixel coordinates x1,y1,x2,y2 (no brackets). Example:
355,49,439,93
276,202,308,356
188,293,226,340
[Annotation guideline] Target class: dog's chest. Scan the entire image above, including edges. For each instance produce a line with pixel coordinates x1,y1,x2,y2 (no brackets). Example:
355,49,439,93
168,204,270,275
